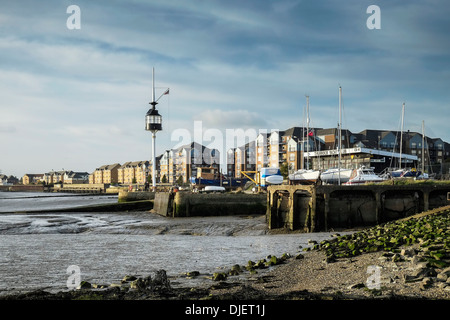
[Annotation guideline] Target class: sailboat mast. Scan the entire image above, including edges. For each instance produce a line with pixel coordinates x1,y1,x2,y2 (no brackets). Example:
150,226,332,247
399,103,405,169
338,86,342,185
422,120,425,173
306,95,310,170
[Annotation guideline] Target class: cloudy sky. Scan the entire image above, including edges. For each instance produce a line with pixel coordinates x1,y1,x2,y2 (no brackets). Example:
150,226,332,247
1,0,449,177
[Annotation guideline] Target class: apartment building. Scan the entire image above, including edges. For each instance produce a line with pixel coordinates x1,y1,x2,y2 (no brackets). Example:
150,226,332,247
63,171,89,184
161,142,220,184
159,151,175,184
118,161,150,185
255,133,269,171
226,148,236,178
90,163,121,184
227,124,450,177
22,174,44,185
234,141,256,178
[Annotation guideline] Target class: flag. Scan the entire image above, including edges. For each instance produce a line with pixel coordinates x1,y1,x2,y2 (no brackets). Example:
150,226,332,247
308,130,314,137
164,88,170,95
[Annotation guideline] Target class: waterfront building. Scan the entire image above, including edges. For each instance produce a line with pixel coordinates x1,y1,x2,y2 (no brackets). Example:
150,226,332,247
226,125,449,178
91,163,121,184
159,150,175,184
255,133,269,171
118,161,150,185
226,148,236,178
22,174,44,185
63,171,89,184
235,141,256,178
160,142,220,184
0,175,19,186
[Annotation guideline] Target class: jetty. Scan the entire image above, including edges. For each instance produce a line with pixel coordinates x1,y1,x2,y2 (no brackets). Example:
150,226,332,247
266,182,450,232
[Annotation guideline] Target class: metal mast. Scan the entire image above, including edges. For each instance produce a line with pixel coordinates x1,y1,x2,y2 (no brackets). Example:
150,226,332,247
338,86,342,185
306,95,310,170
399,103,405,169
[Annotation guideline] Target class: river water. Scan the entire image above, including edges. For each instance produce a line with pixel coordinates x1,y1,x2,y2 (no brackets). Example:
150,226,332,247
0,192,346,296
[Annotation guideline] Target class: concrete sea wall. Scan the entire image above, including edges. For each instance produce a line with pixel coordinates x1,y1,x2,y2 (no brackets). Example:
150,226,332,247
153,192,266,217
267,183,450,232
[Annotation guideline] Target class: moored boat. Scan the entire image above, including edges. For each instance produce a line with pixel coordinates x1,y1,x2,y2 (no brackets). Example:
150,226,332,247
344,166,385,185
289,169,321,185
320,168,353,184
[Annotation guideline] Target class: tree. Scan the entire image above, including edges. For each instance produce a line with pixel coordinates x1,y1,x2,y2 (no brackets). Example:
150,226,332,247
280,162,289,179
161,174,167,183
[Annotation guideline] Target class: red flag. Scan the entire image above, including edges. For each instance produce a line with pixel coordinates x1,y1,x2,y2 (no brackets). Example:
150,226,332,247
164,88,169,95
308,130,314,137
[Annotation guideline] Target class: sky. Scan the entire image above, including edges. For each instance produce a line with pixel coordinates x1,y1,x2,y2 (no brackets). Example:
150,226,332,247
1,0,449,178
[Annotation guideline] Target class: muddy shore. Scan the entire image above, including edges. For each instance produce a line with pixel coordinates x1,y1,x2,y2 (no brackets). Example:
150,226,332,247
2,206,450,302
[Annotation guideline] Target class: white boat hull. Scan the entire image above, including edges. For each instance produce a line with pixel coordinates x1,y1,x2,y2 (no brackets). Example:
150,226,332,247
265,175,284,185
320,168,353,184
344,167,386,185
289,170,320,184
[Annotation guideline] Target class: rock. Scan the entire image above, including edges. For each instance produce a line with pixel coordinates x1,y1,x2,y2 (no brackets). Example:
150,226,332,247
121,275,137,283
153,270,170,290
437,272,448,282
440,266,450,276
295,253,304,260
413,266,437,278
401,248,416,258
130,276,151,290
265,256,278,266
347,283,365,290
185,271,200,278
410,255,426,266
77,281,91,289
403,274,422,283
324,255,336,263
308,239,318,245
420,277,433,290
212,272,227,281
391,253,403,262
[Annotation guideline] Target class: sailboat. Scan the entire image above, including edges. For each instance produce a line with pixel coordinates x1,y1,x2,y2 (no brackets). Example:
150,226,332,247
320,167,353,184
344,166,385,185
289,95,321,184
320,86,352,184
388,103,421,179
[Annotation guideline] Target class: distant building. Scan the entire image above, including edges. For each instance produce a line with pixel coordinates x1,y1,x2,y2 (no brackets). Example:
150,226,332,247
226,125,449,177
63,171,89,184
22,174,44,185
234,141,256,178
91,163,121,184
118,161,150,185
160,142,220,184
255,133,269,171
0,175,19,186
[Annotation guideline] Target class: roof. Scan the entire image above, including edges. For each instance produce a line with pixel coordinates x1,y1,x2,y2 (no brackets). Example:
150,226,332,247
97,163,121,170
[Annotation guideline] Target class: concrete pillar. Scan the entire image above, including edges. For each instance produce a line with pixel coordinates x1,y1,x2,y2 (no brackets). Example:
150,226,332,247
310,188,316,232
268,191,279,229
288,190,297,231
423,191,429,212
324,192,330,232
375,191,381,225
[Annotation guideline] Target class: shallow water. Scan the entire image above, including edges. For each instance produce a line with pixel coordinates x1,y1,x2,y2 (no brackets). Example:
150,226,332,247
0,191,118,213
0,192,348,296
